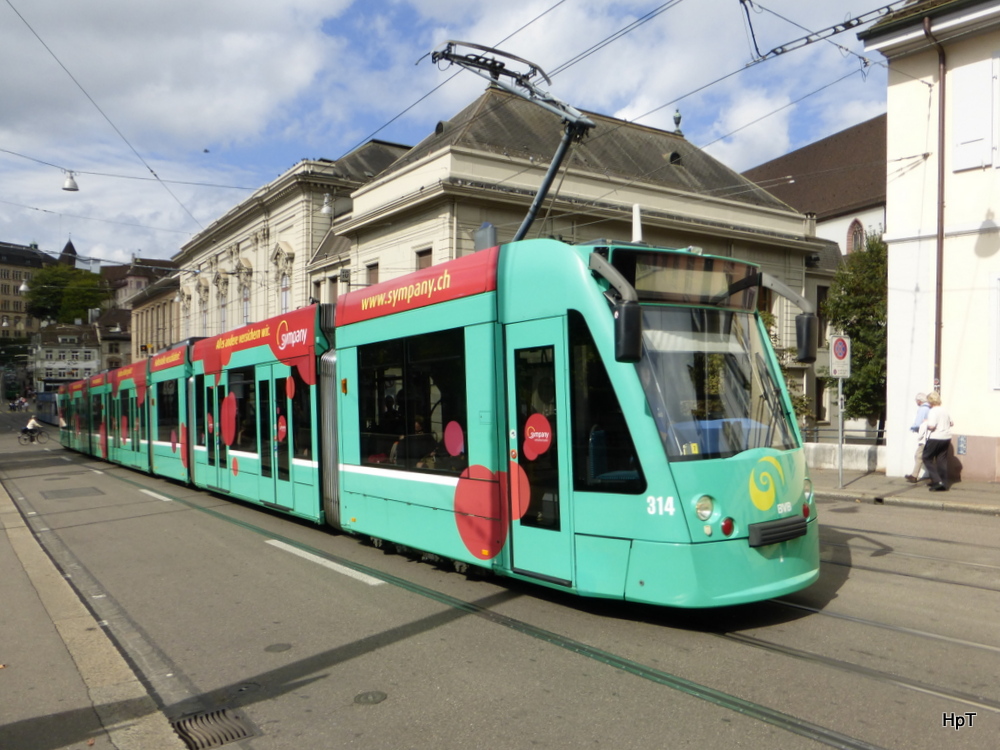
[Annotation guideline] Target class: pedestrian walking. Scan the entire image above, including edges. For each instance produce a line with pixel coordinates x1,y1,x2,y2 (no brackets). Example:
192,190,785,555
922,391,953,491
905,392,931,482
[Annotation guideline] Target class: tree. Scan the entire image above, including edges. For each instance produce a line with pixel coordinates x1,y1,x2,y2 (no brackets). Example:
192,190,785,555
821,230,888,431
25,264,110,323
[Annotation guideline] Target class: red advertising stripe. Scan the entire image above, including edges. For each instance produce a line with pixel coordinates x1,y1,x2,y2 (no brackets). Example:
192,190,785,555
150,346,187,372
191,305,319,384
337,246,499,326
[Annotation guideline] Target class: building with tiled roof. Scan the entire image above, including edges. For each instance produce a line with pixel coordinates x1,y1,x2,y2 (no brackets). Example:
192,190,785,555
742,114,886,254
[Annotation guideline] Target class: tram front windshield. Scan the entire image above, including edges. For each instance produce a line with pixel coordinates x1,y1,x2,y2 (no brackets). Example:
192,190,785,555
637,306,797,461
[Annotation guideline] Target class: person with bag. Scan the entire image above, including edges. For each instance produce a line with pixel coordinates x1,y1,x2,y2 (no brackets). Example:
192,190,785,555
922,391,953,491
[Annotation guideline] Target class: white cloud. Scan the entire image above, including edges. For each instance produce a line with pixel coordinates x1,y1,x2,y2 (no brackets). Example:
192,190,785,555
1,0,888,262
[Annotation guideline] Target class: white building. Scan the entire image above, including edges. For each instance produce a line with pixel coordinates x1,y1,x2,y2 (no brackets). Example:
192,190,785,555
862,0,1000,481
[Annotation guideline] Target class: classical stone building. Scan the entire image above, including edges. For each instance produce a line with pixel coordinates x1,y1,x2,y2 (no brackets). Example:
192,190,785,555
172,87,833,408
172,141,409,338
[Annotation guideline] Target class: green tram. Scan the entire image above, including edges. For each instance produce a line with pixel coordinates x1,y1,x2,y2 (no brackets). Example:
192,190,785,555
58,239,819,608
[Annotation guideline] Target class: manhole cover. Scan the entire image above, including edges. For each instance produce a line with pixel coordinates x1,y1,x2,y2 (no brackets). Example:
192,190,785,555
354,691,387,705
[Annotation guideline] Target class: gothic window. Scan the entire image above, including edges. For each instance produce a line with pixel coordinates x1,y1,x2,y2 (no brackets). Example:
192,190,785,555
848,220,865,254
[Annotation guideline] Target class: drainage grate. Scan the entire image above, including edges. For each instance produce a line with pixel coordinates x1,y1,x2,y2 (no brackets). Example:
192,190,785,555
171,708,257,750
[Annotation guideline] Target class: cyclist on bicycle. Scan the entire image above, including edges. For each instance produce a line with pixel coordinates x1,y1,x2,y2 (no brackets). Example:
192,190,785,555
22,415,41,442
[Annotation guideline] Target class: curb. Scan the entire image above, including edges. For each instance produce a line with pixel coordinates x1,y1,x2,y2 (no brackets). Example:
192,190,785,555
0,488,187,750
815,489,1000,516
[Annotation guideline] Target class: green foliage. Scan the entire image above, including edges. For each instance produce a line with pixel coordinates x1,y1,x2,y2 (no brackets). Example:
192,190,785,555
25,264,110,323
821,230,887,425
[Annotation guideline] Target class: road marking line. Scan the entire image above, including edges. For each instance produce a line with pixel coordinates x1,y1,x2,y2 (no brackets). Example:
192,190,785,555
266,540,384,586
140,489,173,502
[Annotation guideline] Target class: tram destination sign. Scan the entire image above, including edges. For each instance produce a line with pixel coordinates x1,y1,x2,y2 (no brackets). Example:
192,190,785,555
830,335,851,378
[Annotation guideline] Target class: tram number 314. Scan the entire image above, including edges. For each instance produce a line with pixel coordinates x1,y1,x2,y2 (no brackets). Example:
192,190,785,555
647,496,676,516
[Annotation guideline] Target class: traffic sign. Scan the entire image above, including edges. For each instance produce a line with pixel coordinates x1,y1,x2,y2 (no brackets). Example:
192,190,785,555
830,335,851,378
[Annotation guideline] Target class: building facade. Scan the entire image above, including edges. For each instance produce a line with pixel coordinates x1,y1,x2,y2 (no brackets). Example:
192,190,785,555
862,0,1000,481
0,241,55,340
172,88,832,417
129,275,181,359
172,143,410,339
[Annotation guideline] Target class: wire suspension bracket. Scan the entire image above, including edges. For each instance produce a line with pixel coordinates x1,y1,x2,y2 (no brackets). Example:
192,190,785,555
432,41,596,241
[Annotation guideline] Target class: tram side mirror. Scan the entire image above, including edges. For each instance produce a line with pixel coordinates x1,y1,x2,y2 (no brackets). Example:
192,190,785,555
795,312,818,364
614,300,642,363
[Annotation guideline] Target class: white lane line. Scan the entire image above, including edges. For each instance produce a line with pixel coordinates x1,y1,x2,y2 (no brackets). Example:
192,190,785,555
266,540,384,586
140,489,173,502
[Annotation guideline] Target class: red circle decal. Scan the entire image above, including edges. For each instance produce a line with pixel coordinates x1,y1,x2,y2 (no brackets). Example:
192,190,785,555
454,465,506,560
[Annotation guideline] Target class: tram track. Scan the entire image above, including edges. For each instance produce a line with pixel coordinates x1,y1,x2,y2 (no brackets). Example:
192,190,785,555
772,599,1000,655
820,523,999,552
17,445,1000,749
820,554,1000,594
10,457,892,750
717,630,1000,716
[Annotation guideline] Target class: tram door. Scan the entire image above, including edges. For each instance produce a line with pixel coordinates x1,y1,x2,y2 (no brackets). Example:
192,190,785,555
504,318,573,586
202,374,231,493
256,363,295,509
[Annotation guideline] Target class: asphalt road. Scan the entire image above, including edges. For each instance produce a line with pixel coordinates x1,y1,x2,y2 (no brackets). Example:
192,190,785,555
1,420,996,749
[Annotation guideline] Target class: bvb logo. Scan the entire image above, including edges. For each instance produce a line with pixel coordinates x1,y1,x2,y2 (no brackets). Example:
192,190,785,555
749,456,785,511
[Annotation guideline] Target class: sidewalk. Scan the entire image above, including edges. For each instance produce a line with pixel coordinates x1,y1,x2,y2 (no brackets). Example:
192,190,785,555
0,485,187,750
810,467,1000,515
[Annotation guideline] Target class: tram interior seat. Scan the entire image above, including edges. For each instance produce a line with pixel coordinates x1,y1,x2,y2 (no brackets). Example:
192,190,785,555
672,418,762,456
395,431,437,466
587,427,639,483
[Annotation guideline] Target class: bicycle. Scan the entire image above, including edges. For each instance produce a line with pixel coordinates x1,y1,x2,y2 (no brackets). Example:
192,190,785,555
18,429,48,445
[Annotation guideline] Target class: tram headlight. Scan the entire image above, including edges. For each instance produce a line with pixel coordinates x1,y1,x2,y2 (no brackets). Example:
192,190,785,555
695,495,714,521
803,478,814,502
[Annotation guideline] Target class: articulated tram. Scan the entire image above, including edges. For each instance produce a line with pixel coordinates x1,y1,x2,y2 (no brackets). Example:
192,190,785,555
58,239,820,607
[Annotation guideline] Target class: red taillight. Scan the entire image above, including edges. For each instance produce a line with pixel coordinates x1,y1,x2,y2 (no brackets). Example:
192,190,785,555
802,504,810,519
721,517,735,536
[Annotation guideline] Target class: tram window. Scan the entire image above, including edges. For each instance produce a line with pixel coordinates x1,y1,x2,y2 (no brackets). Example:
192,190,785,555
194,375,206,447
290,367,312,460
119,392,128,447
358,328,466,475
157,380,179,442
91,394,102,433
514,345,560,529
277,376,290,481
568,310,645,494
259,379,272,478
228,367,257,453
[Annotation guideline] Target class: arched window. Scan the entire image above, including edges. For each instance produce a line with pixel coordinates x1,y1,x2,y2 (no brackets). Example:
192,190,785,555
848,220,865,254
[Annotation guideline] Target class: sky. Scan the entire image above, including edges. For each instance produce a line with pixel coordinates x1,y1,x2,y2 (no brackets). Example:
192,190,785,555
0,0,894,267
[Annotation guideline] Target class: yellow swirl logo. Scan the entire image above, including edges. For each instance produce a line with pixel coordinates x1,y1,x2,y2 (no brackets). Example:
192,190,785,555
749,456,785,511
